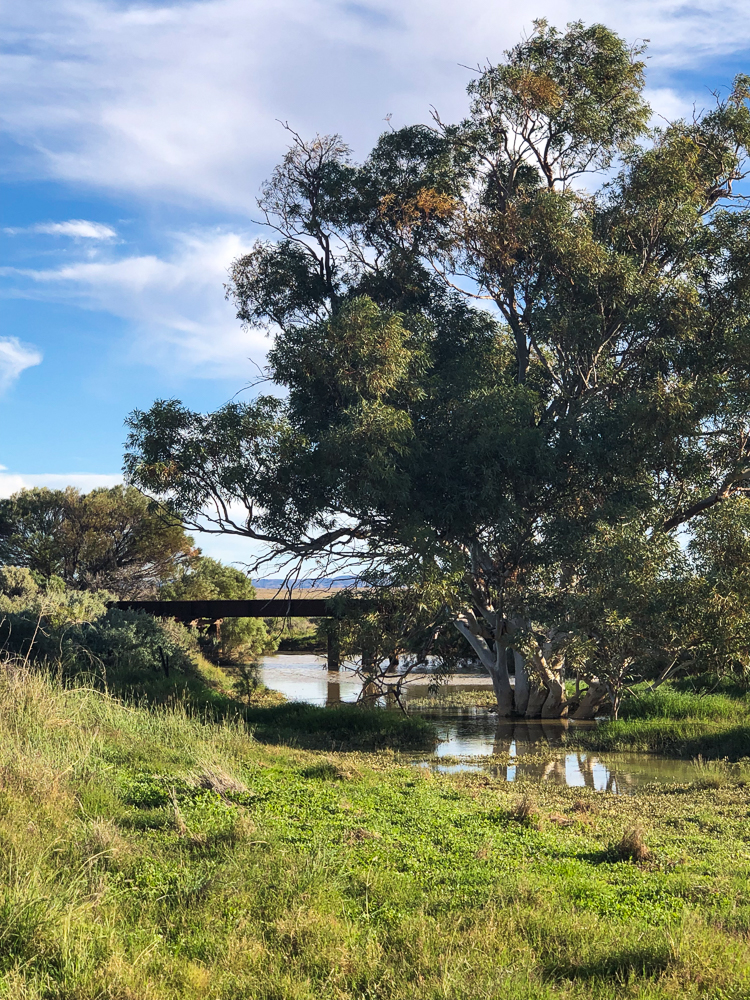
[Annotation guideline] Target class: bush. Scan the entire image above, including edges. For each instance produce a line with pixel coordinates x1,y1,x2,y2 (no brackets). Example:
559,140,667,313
0,566,197,687
158,556,278,664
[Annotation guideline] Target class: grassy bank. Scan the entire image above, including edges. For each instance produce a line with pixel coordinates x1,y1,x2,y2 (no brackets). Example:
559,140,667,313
3,668,750,998
48,639,434,753
406,687,498,710
568,683,750,760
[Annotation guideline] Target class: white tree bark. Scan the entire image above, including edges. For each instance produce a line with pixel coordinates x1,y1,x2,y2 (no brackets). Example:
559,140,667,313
572,679,609,720
513,650,530,716
454,619,514,716
526,641,569,718
525,681,548,717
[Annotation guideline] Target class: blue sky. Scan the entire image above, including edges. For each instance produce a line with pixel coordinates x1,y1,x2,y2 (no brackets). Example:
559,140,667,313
1,0,750,563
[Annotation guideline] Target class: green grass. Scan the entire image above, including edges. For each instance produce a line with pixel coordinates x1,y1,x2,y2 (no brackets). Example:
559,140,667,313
406,687,498,709
620,686,749,723
244,700,436,750
61,639,433,753
3,667,750,998
568,682,750,759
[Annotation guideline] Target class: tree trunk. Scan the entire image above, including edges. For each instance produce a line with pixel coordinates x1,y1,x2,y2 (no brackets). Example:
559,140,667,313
488,643,514,717
512,650,530,716
525,682,547,717
529,646,569,719
541,677,568,718
454,618,514,716
572,680,609,720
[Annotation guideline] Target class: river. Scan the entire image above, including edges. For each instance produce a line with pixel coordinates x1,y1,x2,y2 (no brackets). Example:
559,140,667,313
258,653,704,793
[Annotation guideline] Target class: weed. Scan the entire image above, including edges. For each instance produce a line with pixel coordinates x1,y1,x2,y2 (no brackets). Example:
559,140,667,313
572,797,596,813
192,765,247,797
548,812,574,827
617,826,652,863
513,794,538,823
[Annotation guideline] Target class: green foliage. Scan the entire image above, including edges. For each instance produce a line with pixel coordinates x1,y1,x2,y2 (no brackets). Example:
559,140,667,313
0,564,111,627
159,555,278,663
568,681,750,757
0,567,246,710
125,22,750,711
0,485,194,598
465,19,650,182
320,579,477,704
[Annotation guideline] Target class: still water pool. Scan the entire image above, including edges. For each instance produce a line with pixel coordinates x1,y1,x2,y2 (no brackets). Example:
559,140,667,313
259,654,703,793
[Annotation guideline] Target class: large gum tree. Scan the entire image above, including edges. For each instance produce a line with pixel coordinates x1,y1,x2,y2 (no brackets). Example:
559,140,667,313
125,21,750,716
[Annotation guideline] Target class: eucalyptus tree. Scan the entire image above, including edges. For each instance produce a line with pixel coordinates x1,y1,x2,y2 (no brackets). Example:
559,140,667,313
0,486,195,598
125,21,750,714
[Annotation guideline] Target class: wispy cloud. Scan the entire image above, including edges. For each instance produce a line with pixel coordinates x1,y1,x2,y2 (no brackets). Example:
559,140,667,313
0,338,43,393
0,472,122,499
1,1,748,210
4,220,117,240
11,230,268,378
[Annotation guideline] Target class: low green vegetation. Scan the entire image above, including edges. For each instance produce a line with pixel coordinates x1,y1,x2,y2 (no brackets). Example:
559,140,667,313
0,564,276,713
568,681,750,759
274,617,326,653
406,686,498,710
3,666,750,999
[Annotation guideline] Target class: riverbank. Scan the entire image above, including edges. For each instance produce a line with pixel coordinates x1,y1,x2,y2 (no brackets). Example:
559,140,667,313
406,678,750,761
566,683,750,760
3,666,750,998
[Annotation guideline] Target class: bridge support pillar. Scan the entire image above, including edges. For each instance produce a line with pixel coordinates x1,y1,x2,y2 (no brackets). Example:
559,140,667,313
327,627,340,672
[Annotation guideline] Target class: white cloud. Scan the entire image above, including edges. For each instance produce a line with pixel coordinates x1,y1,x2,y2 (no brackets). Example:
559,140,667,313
7,219,118,240
0,0,748,210
0,472,122,499
14,230,267,377
0,337,43,393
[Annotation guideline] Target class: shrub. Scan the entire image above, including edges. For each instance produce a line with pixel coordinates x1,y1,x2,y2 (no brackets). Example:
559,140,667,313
0,566,198,687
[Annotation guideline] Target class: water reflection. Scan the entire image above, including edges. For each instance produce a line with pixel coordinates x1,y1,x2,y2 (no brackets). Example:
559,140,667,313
259,655,701,793
258,654,364,705
326,678,341,705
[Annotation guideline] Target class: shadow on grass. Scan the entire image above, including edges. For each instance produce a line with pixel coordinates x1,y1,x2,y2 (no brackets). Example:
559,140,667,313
244,701,437,751
679,725,750,761
60,659,437,753
543,944,672,982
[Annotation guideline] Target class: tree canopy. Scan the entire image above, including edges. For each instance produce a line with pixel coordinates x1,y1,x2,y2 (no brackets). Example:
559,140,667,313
125,20,750,715
0,486,195,599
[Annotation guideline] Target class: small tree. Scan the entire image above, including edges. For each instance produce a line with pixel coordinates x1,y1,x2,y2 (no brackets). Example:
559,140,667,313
0,486,195,598
323,575,475,707
159,556,277,664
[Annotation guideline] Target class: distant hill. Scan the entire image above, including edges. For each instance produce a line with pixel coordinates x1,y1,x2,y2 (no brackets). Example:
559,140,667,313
252,577,359,590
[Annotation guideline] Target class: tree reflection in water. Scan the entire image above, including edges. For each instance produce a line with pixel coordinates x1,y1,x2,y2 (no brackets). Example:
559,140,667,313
487,720,636,793
326,678,341,706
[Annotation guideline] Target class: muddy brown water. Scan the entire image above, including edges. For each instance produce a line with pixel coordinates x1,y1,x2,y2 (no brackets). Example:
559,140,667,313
258,654,704,794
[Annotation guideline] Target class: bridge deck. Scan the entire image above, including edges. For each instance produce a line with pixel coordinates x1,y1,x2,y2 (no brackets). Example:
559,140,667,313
112,598,344,619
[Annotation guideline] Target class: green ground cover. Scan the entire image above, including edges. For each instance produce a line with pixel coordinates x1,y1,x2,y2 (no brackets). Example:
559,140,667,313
407,688,499,710
3,667,750,999
568,683,750,760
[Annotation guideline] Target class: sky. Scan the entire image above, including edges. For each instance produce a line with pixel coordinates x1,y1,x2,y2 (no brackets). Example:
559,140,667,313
1,0,750,565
